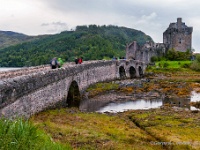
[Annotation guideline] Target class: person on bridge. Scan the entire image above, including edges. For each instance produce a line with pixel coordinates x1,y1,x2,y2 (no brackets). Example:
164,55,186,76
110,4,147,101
75,57,79,64
58,58,64,68
78,57,83,64
50,57,58,69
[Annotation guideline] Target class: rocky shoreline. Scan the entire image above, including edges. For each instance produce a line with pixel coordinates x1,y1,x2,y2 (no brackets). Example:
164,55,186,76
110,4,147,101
85,76,200,112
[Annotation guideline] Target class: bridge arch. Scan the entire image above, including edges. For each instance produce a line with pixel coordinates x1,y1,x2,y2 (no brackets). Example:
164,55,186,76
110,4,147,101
67,80,81,107
129,66,136,79
119,66,126,79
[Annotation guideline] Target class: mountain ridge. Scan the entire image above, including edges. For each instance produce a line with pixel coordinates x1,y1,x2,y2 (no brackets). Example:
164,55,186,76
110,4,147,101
0,31,48,49
0,25,153,67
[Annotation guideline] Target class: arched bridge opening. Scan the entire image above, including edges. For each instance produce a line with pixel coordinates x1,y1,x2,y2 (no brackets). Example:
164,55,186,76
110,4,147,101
67,81,81,107
129,66,136,79
119,66,126,79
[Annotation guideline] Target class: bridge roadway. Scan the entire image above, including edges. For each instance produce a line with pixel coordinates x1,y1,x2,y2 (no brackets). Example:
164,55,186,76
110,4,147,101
0,60,146,118
0,62,79,80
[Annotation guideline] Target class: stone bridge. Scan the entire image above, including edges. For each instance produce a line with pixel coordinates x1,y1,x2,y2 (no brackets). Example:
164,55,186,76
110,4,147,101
0,60,146,118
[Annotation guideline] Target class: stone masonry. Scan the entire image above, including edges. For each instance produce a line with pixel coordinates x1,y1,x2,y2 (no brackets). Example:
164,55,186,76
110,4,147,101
126,41,165,63
0,60,146,118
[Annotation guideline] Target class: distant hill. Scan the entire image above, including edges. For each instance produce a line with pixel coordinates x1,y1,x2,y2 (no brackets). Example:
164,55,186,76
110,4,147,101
0,31,39,49
0,25,153,67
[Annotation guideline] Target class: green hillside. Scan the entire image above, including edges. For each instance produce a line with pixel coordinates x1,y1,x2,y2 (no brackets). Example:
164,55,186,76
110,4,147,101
0,31,41,49
0,25,153,67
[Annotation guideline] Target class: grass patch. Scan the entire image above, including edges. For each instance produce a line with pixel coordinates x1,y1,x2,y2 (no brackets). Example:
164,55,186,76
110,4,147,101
125,108,200,150
86,82,119,98
146,61,200,83
0,118,71,150
30,108,162,150
147,60,193,74
30,107,200,149
155,61,191,68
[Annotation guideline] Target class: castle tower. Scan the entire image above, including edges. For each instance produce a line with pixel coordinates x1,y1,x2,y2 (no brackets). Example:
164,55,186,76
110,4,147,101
163,18,193,52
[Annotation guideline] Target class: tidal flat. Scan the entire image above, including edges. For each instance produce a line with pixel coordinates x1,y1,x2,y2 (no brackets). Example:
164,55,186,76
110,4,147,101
30,69,200,150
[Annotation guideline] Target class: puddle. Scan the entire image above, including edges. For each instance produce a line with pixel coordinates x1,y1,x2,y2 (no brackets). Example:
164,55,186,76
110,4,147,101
79,91,200,113
96,99,162,113
190,91,200,110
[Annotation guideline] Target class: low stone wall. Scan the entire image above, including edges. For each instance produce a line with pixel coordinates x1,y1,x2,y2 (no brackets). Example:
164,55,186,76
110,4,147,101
0,60,118,118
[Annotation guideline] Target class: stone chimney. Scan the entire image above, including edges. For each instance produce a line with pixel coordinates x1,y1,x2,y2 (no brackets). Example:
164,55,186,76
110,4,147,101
177,18,182,30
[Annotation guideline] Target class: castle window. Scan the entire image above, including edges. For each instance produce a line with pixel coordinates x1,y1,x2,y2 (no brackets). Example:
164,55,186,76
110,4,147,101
179,38,181,44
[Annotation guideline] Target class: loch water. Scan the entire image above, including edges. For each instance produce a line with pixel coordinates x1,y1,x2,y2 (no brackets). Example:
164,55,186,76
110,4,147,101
80,91,200,113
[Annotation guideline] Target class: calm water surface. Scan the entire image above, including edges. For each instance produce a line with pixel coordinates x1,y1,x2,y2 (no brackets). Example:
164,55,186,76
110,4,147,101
80,91,200,113
96,99,162,113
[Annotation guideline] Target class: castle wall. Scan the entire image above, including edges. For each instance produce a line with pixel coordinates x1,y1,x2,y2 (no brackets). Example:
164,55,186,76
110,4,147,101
126,41,139,60
126,41,165,64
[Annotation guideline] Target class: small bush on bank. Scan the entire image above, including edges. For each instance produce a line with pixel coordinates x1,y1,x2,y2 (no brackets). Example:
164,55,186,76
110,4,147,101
0,118,71,150
190,54,200,71
166,49,192,61
181,63,191,68
150,56,158,62
163,62,169,68
190,61,200,71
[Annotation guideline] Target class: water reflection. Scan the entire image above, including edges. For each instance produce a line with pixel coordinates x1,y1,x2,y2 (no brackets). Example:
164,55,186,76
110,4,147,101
79,91,200,113
190,91,200,110
96,99,162,113
163,97,191,109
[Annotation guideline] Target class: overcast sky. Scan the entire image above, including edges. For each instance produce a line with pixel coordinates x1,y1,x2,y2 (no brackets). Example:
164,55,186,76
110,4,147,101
1,0,200,52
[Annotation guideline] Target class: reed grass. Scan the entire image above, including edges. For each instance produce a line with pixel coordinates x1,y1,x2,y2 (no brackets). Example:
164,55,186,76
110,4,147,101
0,118,71,150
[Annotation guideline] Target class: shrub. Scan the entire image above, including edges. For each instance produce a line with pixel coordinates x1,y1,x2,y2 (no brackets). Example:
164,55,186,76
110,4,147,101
196,54,200,63
158,63,162,68
166,49,192,61
150,56,158,62
163,62,169,68
190,61,200,71
181,63,191,68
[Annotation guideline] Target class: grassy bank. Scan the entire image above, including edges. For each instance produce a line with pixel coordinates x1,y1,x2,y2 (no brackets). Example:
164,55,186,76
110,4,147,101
30,108,162,150
124,108,200,150
0,118,71,150
155,60,191,68
29,107,200,150
146,60,200,82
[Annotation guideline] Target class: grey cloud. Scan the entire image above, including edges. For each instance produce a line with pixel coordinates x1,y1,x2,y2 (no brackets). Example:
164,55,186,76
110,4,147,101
41,23,50,26
41,22,67,27
52,22,67,26
41,21,69,33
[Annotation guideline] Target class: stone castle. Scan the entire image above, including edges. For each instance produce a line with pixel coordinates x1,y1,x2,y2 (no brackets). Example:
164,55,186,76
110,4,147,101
163,18,193,52
126,18,193,63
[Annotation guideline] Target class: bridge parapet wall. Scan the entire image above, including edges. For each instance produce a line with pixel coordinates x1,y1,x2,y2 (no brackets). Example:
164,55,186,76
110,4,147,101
0,60,118,118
